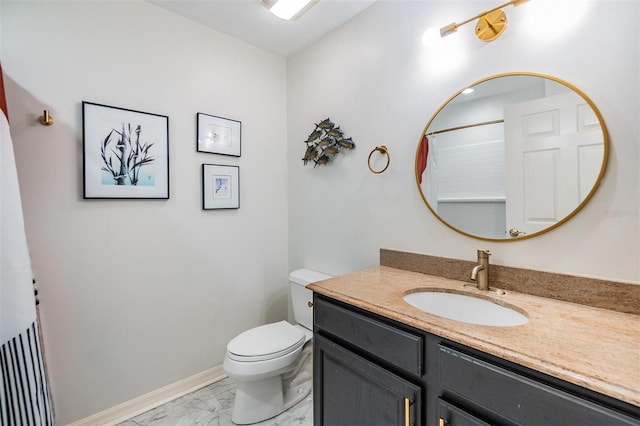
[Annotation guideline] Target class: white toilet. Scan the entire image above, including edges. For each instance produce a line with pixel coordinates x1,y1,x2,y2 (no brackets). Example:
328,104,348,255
223,268,331,425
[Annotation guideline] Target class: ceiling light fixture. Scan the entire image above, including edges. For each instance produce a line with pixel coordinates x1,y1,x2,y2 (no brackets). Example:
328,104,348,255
440,0,529,42
262,0,316,20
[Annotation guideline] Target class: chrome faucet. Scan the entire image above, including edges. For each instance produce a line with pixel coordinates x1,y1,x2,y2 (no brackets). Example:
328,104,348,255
470,249,491,291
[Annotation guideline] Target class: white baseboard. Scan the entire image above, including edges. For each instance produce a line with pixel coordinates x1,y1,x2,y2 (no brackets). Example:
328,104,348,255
66,365,227,426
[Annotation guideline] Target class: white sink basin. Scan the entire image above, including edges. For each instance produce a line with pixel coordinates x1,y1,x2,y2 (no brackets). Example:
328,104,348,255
403,291,528,327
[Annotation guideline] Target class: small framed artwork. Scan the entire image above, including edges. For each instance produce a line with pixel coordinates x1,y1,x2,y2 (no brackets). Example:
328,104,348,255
196,113,241,157
82,101,169,199
202,164,240,210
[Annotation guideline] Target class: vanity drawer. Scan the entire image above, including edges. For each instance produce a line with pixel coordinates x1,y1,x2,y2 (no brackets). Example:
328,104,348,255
438,345,639,426
314,295,423,376
437,398,492,426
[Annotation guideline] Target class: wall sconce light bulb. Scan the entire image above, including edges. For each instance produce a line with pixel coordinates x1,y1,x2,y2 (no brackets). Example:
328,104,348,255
440,23,458,37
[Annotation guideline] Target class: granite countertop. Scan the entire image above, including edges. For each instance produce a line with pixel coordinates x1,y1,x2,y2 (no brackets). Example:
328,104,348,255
307,266,640,407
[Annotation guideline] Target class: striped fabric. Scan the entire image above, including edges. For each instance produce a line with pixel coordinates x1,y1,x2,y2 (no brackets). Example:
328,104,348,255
0,321,54,426
1,61,54,426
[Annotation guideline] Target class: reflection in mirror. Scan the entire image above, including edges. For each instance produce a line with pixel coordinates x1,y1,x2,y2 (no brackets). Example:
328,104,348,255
416,73,608,241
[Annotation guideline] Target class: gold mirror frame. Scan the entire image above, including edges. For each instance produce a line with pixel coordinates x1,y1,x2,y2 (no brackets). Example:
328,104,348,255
415,72,609,242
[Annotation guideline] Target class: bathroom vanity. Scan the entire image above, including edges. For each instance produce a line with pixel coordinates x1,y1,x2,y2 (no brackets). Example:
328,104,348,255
309,266,640,426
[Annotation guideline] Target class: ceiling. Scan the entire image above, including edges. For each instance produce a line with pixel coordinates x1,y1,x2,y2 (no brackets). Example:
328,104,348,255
149,0,378,57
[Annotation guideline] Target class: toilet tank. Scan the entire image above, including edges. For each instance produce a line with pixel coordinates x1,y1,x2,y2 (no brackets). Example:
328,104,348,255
289,269,332,330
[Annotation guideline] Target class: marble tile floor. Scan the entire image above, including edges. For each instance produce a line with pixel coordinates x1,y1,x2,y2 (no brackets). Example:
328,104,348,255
118,363,313,426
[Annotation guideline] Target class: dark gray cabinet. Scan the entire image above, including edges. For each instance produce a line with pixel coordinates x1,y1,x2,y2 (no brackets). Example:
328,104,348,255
313,294,423,425
315,334,421,425
313,293,640,426
437,344,639,426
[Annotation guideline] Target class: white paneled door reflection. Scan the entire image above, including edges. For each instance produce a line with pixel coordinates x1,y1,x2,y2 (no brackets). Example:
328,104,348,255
504,91,604,236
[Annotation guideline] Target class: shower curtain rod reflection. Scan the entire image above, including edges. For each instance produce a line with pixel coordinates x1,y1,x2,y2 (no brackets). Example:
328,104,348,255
427,119,504,136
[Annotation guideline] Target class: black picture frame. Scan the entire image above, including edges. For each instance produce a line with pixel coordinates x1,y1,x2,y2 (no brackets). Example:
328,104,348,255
202,164,240,210
196,112,241,157
82,101,169,199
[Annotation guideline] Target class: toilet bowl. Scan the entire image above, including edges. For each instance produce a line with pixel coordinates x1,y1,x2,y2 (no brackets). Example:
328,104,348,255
223,269,331,425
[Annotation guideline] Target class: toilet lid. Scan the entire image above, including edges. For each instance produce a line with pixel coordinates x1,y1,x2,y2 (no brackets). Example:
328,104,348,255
227,321,305,361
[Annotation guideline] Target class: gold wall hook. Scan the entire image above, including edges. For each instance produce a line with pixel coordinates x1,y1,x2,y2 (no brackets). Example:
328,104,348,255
39,110,54,126
368,145,390,174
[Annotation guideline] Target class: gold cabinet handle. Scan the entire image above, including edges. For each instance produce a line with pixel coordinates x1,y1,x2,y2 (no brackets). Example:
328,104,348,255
404,398,412,426
439,418,447,426
307,301,313,308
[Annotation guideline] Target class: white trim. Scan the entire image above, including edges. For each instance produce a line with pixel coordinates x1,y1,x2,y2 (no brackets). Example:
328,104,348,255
66,365,226,426
437,197,506,203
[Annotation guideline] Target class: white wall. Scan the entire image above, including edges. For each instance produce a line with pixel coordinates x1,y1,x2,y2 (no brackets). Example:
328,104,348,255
3,0,639,423
288,0,640,282
2,1,288,423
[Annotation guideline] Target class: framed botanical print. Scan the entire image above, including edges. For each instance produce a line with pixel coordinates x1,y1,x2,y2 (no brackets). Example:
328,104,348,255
82,101,169,199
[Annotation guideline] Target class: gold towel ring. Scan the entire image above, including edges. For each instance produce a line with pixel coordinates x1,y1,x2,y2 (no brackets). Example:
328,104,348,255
368,145,390,174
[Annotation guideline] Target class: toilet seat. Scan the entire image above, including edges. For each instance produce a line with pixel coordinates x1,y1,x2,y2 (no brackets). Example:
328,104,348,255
227,320,305,362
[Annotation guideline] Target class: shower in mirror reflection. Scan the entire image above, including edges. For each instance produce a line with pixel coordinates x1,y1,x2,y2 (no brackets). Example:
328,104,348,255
416,72,608,241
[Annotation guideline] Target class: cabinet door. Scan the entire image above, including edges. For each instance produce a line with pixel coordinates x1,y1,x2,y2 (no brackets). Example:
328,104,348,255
314,334,422,426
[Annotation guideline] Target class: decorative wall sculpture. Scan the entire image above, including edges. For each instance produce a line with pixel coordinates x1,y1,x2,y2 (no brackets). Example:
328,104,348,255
301,118,355,167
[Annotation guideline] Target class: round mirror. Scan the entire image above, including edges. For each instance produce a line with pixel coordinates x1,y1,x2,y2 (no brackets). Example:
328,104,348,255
416,72,608,241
